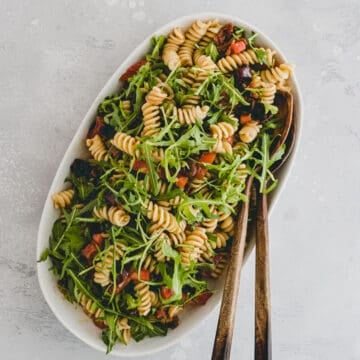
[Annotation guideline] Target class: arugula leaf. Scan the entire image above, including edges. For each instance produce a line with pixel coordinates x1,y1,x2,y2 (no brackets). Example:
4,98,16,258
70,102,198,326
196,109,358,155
38,248,50,262
143,142,160,195
204,42,219,62
247,32,271,66
263,103,279,115
149,35,166,60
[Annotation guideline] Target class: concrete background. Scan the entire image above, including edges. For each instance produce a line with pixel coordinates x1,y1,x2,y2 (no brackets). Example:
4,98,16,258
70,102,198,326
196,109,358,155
1,0,360,359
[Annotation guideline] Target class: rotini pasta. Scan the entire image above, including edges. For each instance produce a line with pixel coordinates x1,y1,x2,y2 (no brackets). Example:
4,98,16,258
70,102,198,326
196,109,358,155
93,242,127,287
143,200,182,234
162,27,185,70
141,102,161,137
117,318,131,345
178,20,209,66
93,205,130,227
173,105,209,125
210,254,227,279
86,134,109,162
134,282,152,316
217,48,273,73
111,132,140,156
52,189,74,208
239,121,262,143
260,63,293,85
180,227,207,265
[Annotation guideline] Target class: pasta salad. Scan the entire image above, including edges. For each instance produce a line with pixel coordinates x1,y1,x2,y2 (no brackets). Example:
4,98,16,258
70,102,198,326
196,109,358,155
39,19,293,353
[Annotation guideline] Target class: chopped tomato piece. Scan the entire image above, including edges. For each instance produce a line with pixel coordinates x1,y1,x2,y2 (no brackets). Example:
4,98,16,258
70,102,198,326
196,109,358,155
92,233,104,247
132,160,149,173
240,113,252,125
199,152,216,164
195,166,208,180
161,286,174,299
119,59,147,81
230,40,246,55
226,135,234,144
139,269,150,281
191,292,213,305
87,116,105,139
175,176,189,188
81,243,97,262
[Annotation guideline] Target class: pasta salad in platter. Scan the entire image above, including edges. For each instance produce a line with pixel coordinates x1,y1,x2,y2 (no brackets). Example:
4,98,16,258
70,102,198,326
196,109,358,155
39,19,294,353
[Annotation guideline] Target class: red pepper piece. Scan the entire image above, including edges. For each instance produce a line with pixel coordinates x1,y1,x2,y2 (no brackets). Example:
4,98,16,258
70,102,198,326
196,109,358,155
175,176,189,189
161,286,174,299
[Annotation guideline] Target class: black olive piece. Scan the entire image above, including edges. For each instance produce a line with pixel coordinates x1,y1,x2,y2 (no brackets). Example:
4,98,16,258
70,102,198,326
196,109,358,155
252,102,272,123
234,65,252,89
70,159,91,178
100,124,116,139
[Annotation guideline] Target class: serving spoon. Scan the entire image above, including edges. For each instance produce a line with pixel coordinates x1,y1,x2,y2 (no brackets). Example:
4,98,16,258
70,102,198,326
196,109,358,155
255,91,294,360
212,91,294,360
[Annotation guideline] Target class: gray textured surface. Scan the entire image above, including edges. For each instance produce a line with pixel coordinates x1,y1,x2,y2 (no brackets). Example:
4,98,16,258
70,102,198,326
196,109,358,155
1,0,359,359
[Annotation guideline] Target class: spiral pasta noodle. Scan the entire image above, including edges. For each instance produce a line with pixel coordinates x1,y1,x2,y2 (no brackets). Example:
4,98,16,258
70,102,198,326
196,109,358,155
162,27,185,70
93,205,131,227
134,282,152,316
86,134,109,162
117,318,131,344
239,121,262,143
149,291,160,307
93,242,127,287
210,254,227,279
180,227,207,265
145,86,168,106
111,132,140,156
178,20,209,66
121,100,131,113
76,289,104,320
193,20,221,63
249,74,277,105
195,55,218,71
143,200,182,234
168,305,183,319
217,48,273,73
173,105,209,125
260,63,293,85
141,102,161,137
211,231,229,249
210,121,237,154
52,189,74,209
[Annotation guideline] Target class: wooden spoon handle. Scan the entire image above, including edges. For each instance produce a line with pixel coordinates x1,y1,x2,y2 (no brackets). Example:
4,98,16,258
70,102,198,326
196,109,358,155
255,191,272,360
212,176,254,360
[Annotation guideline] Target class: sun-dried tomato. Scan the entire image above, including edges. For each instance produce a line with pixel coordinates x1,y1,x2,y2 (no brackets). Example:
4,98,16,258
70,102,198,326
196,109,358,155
92,233,105,247
214,23,234,55
81,243,98,262
104,192,116,206
214,23,234,46
119,59,147,82
190,291,213,305
93,319,107,329
87,116,105,139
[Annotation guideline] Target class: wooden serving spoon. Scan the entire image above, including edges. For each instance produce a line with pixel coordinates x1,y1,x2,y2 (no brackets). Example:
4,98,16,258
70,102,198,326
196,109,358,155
255,91,294,360
212,91,294,360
